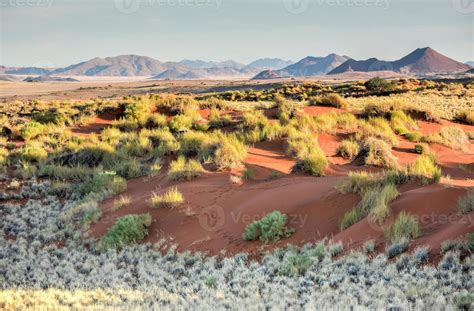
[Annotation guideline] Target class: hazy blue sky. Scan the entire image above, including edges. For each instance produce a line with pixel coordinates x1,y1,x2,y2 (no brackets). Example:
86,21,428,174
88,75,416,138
1,0,473,67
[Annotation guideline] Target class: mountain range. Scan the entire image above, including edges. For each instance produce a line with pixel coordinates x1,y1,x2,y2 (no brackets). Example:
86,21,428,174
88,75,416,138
0,47,471,81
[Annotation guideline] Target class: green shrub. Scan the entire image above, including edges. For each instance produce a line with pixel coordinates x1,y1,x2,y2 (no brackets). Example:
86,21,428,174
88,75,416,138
340,183,398,229
208,108,232,128
292,149,328,176
414,143,429,155
336,139,360,160
281,253,312,277
390,110,418,135
214,134,247,169
113,158,144,179
404,131,423,142
356,118,399,146
81,208,102,226
100,214,152,250
407,154,441,184
167,156,203,181
386,212,420,243
32,109,71,125
38,164,97,181
80,172,127,196
364,77,396,93
464,233,474,253
146,113,167,128
242,211,295,244
457,190,474,214
124,100,151,125
19,143,48,163
363,240,376,254
243,169,254,180
329,242,344,257
150,187,184,208
20,122,46,140
169,115,193,132
362,137,398,169
180,131,218,161
148,128,180,155
338,171,380,194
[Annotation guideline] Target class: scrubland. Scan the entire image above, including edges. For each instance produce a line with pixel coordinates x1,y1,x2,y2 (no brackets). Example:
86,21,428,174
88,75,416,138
0,78,473,309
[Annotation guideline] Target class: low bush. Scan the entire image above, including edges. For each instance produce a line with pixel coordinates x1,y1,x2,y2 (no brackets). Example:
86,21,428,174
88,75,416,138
386,238,409,259
362,137,398,169
364,77,396,93
243,169,254,180
151,187,184,208
338,171,380,194
457,189,474,214
38,164,98,181
100,214,152,250
336,139,360,160
180,131,218,161
79,172,127,197
208,108,232,128
281,253,312,277
390,110,418,135
422,126,469,151
19,143,48,163
112,195,131,211
414,143,430,154
292,149,328,177
169,115,193,132
81,208,102,226
356,118,399,146
363,240,376,254
20,122,46,140
312,94,349,109
340,183,398,230
386,212,420,243
407,154,441,184
465,233,474,253
214,134,247,169
328,242,344,257
440,240,462,254
403,131,423,142
242,211,295,244
146,113,167,128
167,156,203,181
455,110,474,125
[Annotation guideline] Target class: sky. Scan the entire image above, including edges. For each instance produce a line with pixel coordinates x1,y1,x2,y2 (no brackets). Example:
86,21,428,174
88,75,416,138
1,0,473,67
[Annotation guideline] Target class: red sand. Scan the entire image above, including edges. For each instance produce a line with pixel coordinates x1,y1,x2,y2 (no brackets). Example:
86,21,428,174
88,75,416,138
88,113,473,258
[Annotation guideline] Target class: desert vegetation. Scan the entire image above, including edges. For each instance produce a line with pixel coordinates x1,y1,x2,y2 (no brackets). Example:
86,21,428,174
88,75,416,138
0,78,472,309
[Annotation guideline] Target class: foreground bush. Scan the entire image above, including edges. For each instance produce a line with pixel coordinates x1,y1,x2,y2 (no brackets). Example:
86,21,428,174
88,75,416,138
310,94,349,109
242,211,295,243
362,137,398,169
214,134,247,169
340,183,398,230
407,154,441,184
79,172,126,196
336,139,360,160
151,187,183,208
100,214,152,250
167,156,204,181
292,149,328,176
455,110,474,125
386,212,420,243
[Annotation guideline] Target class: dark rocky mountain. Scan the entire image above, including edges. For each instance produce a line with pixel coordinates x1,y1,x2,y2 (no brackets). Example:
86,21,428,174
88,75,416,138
252,54,350,79
329,48,471,75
